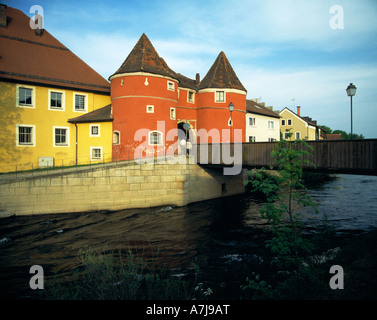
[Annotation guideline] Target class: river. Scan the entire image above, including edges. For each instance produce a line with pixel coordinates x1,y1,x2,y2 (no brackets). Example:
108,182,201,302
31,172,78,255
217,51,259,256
1,174,377,299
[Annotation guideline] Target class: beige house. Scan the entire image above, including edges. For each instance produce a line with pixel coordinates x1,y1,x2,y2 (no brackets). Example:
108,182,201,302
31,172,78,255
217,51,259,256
246,99,280,142
279,106,323,141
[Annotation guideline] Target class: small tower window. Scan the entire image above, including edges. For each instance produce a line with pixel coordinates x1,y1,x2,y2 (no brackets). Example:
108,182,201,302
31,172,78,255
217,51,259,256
167,81,175,91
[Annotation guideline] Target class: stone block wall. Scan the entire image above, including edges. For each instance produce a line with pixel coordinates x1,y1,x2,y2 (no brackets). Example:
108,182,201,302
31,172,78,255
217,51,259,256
0,161,245,215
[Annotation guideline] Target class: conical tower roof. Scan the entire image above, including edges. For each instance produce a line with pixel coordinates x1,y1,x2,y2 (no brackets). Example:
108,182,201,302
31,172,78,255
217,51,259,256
110,33,176,79
198,51,246,92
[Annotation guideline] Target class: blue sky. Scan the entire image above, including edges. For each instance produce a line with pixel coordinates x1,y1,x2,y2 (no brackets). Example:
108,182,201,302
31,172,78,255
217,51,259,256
5,0,377,137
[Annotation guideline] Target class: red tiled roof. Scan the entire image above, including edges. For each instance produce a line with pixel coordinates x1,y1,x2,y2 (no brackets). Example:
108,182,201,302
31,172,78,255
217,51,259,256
0,6,110,94
110,33,176,80
197,51,246,92
246,100,280,118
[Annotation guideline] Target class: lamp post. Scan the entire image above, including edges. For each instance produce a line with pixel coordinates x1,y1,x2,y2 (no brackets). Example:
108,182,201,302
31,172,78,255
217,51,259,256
346,83,357,140
228,102,234,143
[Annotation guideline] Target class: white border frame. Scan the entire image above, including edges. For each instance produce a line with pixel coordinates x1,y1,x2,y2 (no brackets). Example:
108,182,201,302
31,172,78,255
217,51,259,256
89,124,101,137
73,92,88,113
16,84,36,109
16,124,36,147
90,146,103,161
48,89,65,111
53,126,70,147
148,130,163,146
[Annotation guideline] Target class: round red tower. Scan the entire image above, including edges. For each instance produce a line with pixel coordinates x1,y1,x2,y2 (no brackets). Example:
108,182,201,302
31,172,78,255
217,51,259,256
196,52,247,143
109,34,179,161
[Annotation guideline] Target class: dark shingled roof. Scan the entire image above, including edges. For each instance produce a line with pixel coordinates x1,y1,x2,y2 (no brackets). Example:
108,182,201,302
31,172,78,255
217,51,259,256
0,6,110,94
68,104,113,123
246,100,280,118
197,51,246,92
110,33,176,80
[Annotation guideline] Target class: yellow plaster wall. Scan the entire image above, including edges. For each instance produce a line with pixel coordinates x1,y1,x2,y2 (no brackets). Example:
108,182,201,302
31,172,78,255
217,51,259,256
0,81,111,172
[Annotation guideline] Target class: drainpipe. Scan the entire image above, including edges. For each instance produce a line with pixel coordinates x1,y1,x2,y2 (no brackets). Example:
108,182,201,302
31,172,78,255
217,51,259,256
74,122,78,166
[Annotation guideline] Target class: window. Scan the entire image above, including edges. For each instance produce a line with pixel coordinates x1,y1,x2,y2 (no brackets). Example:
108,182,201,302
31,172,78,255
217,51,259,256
284,132,291,140
167,81,175,91
249,136,256,143
49,90,65,110
287,119,292,126
215,91,225,102
146,105,154,113
113,131,120,145
16,124,35,146
53,127,69,147
50,92,62,109
268,120,275,129
149,131,163,145
17,85,35,108
296,132,301,140
268,138,276,142
249,117,256,126
90,124,100,137
90,147,103,160
73,93,88,112
187,91,195,103
281,119,286,126
170,108,176,120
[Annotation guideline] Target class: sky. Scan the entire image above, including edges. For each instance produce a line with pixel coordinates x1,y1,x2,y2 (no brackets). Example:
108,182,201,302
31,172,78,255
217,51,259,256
4,0,377,138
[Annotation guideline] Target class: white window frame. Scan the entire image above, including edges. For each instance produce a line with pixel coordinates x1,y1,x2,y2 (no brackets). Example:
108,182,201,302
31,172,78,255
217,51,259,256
284,132,291,140
287,119,292,126
170,107,176,120
268,120,275,129
16,84,36,108
167,81,175,91
48,89,65,111
53,126,70,147
16,124,36,147
146,105,154,113
295,132,301,140
215,91,225,103
148,130,163,146
90,147,103,161
249,117,256,126
187,91,195,103
73,92,88,112
113,130,120,145
281,119,286,126
89,124,101,137
249,136,256,143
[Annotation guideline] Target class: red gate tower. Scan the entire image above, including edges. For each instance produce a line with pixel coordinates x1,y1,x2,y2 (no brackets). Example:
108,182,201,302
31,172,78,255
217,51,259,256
109,33,179,161
196,51,247,143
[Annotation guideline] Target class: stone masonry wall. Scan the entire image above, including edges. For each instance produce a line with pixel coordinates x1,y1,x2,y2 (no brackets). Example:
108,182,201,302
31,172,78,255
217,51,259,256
0,161,245,216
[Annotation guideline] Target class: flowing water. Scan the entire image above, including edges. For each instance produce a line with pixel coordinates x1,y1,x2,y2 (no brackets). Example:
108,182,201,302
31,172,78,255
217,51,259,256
1,174,377,299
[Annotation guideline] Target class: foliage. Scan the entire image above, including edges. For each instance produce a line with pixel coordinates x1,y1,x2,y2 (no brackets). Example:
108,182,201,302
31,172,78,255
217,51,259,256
42,246,207,300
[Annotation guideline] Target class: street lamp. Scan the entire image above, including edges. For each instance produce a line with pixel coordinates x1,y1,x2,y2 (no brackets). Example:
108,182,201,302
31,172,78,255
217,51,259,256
346,83,357,140
228,102,234,143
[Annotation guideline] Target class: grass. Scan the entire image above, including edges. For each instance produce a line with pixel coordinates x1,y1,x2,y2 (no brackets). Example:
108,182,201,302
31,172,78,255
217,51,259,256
39,246,209,300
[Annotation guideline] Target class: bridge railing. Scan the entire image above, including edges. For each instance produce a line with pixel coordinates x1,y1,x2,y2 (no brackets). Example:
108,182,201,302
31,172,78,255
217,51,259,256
195,139,377,175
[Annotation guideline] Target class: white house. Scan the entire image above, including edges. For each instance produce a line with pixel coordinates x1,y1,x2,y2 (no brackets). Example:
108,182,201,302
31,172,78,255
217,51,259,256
246,99,280,142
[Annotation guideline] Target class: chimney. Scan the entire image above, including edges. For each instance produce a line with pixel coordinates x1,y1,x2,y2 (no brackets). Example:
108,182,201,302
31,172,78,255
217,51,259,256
195,73,200,84
0,4,7,28
297,106,301,116
34,13,44,36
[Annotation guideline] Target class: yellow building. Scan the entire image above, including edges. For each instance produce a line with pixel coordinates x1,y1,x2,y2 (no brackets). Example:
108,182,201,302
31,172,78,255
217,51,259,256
279,106,323,141
0,5,111,173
